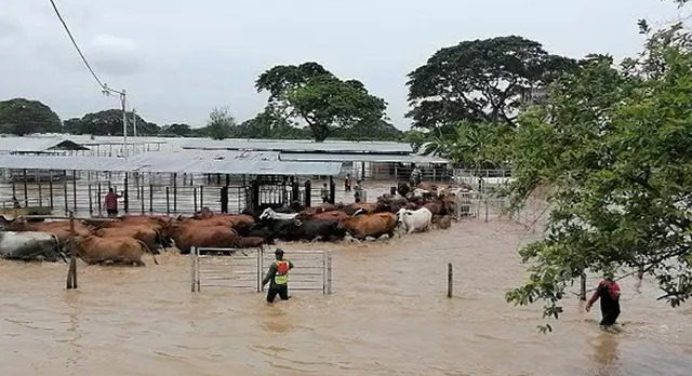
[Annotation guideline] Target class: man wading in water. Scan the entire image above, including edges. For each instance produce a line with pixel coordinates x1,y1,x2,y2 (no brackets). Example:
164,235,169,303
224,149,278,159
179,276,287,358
586,273,621,326
262,249,294,303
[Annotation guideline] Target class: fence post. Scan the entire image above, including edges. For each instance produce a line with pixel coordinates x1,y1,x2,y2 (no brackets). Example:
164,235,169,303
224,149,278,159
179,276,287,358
49,170,54,210
123,173,129,214
22,169,28,207
329,176,336,204
200,185,204,209
66,211,78,290
193,187,198,213
172,173,178,213
190,247,197,293
88,184,93,215
304,180,312,208
447,263,453,298
484,196,489,223
256,247,261,293
63,170,68,215
97,182,102,215
327,251,333,295
72,170,77,214
165,187,170,215
149,184,153,213
37,171,42,207
140,185,145,214
322,251,327,295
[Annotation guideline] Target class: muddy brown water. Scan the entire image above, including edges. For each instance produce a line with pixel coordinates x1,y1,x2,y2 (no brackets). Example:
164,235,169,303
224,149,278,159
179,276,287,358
1,219,691,376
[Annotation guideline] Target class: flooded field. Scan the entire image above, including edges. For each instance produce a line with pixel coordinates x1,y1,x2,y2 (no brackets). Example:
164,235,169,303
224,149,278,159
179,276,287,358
1,218,691,375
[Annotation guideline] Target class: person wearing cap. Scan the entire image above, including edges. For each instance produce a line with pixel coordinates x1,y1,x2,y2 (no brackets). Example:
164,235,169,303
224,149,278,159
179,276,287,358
262,248,294,303
586,272,622,326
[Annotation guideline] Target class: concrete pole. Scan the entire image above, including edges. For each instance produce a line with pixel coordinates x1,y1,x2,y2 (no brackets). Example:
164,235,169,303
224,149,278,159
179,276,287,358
121,90,127,156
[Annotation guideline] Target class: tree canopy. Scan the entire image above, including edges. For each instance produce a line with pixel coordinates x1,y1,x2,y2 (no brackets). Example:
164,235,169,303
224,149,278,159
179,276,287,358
200,107,235,140
63,109,160,136
0,98,62,135
256,62,388,142
407,36,576,133
505,24,692,331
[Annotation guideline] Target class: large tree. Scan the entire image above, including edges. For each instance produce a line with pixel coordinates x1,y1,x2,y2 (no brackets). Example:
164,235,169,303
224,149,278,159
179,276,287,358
407,36,576,133
0,98,62,135
256,62,388,142
64,109,159,136
159,123,193,137
201,107,235,140
505,24,691,331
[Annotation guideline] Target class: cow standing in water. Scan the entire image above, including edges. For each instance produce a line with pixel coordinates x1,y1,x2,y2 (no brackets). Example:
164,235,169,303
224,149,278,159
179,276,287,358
0,231,64,262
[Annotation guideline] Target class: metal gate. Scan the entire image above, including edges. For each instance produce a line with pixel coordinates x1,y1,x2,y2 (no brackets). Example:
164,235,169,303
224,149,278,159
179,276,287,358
190,247,332,294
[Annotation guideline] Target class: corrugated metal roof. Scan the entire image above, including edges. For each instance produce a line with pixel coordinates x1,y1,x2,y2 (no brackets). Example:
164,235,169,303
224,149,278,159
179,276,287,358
181,138,413,154
279,152,449,164
0,136,89,152
0,152,341,176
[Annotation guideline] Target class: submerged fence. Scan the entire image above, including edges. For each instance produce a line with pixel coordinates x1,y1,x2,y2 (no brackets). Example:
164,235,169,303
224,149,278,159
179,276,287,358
190,247,333,294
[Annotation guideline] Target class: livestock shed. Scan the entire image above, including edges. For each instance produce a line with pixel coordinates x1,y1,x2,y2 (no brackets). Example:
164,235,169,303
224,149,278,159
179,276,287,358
0,151,341,216
181,138,451,182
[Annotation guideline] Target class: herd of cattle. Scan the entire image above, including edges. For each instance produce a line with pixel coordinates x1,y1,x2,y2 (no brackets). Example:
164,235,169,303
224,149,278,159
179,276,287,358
0,184,469,266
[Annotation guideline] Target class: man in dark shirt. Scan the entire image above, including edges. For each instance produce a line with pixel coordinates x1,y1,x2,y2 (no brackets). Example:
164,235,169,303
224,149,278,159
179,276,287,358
586,275,621,326
262,249,294,303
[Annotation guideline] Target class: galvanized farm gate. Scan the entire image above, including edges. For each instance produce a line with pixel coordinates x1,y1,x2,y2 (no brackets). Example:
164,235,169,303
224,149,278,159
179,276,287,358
190,247,332,294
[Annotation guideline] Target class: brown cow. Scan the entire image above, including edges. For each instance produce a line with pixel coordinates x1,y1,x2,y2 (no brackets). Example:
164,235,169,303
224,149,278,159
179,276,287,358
343,203,378,216
300,210,350,222
341,212,397,240
95,226,160,251
74,235,156,266
174,225,239,254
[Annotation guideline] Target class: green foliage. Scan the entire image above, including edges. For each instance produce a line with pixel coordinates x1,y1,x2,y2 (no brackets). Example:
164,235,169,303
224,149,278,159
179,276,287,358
506,24,692,326
407,36,577,133
256,62,388,142
235,110,310,139
0,98,62,135
202,107,235,140
159,123,193,137
63,109,159,136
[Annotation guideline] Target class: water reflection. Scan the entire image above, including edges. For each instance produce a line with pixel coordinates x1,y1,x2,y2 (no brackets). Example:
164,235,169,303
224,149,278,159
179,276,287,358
591,330,620,375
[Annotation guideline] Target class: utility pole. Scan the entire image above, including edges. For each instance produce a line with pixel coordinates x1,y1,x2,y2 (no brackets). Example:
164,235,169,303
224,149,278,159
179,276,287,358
121,90,127,156
133,108,137,138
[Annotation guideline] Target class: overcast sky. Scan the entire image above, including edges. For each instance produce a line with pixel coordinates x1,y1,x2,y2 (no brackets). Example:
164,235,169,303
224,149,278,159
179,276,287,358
0,0,684,129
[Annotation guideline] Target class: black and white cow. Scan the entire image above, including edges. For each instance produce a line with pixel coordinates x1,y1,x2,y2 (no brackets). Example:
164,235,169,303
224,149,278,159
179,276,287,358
0,231,65,262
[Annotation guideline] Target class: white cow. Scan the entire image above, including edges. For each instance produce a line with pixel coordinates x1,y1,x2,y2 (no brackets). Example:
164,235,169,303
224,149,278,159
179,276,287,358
396,207,433,234
259,207,298,221
0,231,64,262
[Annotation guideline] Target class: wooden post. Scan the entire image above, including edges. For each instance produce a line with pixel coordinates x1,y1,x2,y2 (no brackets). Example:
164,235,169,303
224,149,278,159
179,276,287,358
66,211,78,290
484,196,489,223
193,187,198,213
166,187,170,215
329,176,336,204
149,184,154,213
579,273,587,301
447,263,453,298
37,170,43,207
72,170,77,214
304,180,312,208
12,179,16,201
200,185,204,209
173,173,177,213
49,170,54,210
97,182,102,215
63,171,68,215
140,185,145,214
88,184,93,215
123,173,129,214
23,169,28,207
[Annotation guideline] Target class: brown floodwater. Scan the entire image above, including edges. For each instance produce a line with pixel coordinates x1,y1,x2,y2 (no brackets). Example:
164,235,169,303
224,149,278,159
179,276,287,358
1,218,691,376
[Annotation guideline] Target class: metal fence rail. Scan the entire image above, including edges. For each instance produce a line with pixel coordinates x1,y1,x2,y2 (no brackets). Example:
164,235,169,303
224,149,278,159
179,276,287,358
190,247,332,294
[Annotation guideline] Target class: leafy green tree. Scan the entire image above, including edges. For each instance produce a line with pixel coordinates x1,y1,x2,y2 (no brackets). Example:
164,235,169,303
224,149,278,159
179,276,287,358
159,123,193,137
202,107,235,140
332,119,402,141
407,36,576,133
236,110,310,139
427,121,512,169
256,62,388,142
63,109,159,136
0,98,62,135
506,24,692,331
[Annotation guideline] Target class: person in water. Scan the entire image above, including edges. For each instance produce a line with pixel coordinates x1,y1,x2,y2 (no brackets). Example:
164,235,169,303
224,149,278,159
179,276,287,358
262,249,294,303
586,273,621,326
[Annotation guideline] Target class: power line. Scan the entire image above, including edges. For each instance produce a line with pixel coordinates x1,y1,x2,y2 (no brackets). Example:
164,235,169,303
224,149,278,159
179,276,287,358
48,0,122,95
